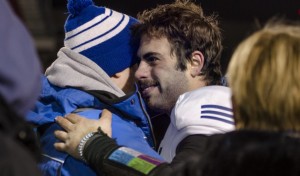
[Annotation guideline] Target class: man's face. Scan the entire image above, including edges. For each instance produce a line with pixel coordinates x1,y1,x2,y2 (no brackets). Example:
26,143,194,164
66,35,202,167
135,35,190,113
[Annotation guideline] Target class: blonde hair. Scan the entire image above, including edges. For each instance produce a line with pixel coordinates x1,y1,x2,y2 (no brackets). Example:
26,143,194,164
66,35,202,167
227,20,300,131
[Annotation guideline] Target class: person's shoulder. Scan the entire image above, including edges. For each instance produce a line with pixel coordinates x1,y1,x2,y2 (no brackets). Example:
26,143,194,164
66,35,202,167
197,85,231,95
177,85,231,102
173,85,234,131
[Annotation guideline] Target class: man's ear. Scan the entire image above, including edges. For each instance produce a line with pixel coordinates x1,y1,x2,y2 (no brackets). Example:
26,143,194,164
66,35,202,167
190,51,204,77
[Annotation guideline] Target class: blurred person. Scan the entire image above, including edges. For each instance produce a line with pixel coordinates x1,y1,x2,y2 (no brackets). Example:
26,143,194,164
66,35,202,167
54,0,235,175
185,130,300,176
26,0,163,175
227,20,300,132
0,0,42,175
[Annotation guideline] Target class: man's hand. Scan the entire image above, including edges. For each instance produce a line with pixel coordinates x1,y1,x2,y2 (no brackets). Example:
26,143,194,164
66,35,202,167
54,109,112,159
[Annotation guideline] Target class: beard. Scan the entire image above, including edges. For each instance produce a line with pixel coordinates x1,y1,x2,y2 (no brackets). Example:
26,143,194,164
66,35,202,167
141,73,189,114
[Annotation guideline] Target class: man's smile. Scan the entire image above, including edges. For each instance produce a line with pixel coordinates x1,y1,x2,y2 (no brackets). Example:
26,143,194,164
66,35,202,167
139,81,159,98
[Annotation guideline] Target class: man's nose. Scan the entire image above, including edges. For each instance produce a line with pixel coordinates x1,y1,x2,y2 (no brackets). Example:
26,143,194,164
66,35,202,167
135,61,149,80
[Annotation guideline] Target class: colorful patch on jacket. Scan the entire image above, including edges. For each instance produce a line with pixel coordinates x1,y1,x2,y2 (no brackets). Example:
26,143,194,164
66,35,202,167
108,147,164,174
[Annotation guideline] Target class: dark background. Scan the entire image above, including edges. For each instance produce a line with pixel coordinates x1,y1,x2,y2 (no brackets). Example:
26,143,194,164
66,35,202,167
10,0,300,73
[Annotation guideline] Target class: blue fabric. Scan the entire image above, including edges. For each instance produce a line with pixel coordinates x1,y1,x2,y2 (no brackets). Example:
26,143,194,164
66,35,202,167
64,0,139,76
65,5,105,32
66,0,94,17
80,16,138,77
26,76,162,176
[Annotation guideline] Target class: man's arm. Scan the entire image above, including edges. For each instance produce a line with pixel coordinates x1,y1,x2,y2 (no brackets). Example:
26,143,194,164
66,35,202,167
83,133,210,176
54,111,211,176
83,129,167,176
172,134,209,165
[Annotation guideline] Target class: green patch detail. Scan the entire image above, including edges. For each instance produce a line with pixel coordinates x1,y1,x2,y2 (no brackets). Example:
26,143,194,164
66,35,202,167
128,158,157,174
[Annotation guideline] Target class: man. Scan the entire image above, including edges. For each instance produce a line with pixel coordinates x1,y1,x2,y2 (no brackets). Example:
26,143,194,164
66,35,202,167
26,0,162,175
132,0,234,161
54,0,234,175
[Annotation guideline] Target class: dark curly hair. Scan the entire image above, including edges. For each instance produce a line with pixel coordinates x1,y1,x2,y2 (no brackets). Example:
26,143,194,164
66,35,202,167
131,0,223,85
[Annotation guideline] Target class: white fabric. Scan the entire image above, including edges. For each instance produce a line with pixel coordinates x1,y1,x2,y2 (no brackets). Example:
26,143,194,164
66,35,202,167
64,8,130,53
159,86,235,162
65,8,111,38
45,47,125,97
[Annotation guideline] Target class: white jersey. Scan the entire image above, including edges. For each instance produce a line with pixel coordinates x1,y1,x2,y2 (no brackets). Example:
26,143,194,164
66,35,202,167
159,86,235,162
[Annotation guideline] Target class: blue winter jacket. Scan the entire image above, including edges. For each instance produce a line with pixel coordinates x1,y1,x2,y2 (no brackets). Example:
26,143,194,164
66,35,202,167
26,76,162,176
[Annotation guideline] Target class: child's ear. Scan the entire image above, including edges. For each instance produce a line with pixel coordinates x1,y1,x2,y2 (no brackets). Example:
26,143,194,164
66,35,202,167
111,72,121,79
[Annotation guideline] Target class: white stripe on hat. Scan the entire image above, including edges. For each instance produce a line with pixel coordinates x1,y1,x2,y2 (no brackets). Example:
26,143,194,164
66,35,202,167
64,9,130,52
71,15,129,53
65,8,111,39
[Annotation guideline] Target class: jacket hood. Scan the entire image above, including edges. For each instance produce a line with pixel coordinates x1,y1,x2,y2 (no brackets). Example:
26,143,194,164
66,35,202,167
45,47,125,97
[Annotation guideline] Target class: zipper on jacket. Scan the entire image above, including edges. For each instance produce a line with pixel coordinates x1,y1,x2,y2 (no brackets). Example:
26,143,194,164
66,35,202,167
137,91,157,150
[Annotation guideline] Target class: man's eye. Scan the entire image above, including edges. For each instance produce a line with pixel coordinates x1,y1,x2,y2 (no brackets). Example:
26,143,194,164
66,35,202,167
146,56,158,63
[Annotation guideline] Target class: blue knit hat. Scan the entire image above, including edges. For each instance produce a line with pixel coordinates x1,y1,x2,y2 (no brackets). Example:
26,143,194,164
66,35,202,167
64,0,139,76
